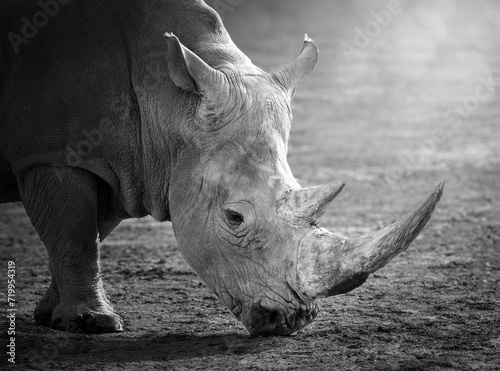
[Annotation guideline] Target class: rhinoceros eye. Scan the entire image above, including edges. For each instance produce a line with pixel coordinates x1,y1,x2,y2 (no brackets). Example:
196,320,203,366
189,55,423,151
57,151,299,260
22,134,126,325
225,209,244,227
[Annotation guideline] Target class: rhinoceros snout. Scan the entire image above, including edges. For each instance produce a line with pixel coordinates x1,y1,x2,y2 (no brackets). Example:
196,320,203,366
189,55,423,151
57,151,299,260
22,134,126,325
243,300,320,336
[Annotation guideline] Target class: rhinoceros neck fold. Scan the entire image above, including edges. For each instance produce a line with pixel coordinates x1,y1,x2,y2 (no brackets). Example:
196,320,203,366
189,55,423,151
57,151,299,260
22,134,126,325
114,1,260,222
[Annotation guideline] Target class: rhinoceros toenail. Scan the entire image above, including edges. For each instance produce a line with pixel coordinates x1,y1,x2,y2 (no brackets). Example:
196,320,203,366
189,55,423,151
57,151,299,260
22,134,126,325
69,319,83,331
51,318,62,329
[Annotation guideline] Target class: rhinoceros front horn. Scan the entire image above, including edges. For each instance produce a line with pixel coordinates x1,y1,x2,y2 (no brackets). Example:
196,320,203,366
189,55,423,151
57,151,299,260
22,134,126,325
294,182,445,300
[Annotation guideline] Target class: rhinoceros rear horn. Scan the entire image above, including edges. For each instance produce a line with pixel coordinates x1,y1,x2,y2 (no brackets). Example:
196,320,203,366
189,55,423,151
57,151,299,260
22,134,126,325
296,183,445,300
164,32,227,96
278,181,346,228
274,34,318,94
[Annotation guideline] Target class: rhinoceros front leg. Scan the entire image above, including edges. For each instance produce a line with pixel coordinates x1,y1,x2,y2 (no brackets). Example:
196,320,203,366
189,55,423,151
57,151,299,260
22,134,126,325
33,265,60,326
20,167,123,333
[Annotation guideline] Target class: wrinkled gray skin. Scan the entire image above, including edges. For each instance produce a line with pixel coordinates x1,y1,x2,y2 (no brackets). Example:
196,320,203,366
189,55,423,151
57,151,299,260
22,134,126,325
0,0,443,336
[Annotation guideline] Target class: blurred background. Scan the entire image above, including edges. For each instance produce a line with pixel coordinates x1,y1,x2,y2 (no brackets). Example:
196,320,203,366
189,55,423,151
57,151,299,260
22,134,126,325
216,0,499,232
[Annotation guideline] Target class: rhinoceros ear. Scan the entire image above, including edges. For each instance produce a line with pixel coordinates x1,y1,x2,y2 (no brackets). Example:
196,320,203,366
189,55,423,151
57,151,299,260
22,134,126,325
274,34,318,95
164,32,226,96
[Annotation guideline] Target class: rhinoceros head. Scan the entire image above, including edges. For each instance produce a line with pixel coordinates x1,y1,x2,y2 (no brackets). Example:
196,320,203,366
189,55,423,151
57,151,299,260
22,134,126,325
163,33,444,336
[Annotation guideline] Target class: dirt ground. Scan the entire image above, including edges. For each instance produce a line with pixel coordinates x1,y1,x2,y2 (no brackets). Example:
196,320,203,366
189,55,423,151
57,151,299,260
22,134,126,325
1,1,499,370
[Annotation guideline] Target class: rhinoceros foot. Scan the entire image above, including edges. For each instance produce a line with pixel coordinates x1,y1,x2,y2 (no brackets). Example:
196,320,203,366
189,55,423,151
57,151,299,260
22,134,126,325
50,303,124,334
34,280,61,326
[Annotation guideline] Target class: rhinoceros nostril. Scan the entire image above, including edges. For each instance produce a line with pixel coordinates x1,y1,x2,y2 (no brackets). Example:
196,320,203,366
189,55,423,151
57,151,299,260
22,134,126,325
269,310,279,324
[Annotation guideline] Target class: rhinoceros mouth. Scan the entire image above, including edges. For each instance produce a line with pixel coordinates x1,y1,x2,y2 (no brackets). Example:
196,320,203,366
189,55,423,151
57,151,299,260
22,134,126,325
245,299,320,336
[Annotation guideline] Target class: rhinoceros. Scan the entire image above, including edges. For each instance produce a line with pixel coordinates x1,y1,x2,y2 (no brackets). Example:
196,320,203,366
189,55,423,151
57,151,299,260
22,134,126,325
0,0,444,335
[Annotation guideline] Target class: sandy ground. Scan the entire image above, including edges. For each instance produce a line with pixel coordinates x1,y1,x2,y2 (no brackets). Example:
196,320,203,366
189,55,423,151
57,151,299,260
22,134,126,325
1,0,500,370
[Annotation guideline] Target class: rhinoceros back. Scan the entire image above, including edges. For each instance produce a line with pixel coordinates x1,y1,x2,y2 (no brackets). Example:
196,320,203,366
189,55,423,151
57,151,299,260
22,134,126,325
0,1,146,184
